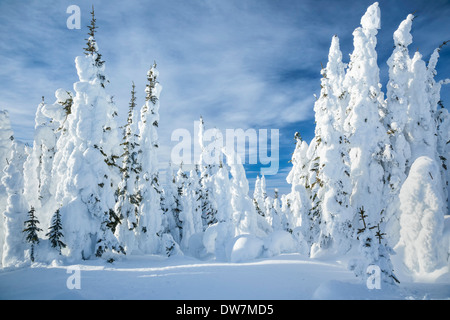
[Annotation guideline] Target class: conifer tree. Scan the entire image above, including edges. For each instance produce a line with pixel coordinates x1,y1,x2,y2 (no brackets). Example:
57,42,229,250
342,2,390,239
114,82,141,253
349,206,399,285
2,140,28,267
0,110,14,264
189,166,204,234
203,159,234,260
285,132,312,255
23,206,42,263
52,8,123,260
83,5,106,87
23,97,61,234
136,63,164,254
198,117,219,229
253,175,265,217
310,35,353,257
46,209,66,255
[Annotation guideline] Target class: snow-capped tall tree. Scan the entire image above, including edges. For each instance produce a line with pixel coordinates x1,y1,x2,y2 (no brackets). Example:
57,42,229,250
188,166,204,235
52,8,123,260
135,63,164,254
224,149,264,238
436,104,450,214
175,165,198,250
198,117,219,229
114,82,142,254
425,43,450,214
203,160,234,260
0,110,14,187
285,133,312,255
342,2,398,284
2,140,28,268
23,206,42,263
343,1,388,218
0,110,14,265
267,189,284,232
253,175,265,217
23,97,60,233
382,14,414,246
309,35,354,258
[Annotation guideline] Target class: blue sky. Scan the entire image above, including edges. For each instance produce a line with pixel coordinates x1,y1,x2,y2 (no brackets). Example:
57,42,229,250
0,0,449,195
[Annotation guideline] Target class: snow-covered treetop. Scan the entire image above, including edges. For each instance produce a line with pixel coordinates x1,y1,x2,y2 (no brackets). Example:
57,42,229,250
145,62,162,103
326,35,345,97
393,14,414,47
360,2,381,32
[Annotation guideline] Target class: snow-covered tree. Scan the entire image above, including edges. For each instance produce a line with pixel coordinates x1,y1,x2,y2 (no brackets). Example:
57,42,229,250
285,133,312,255
309,35,354,258
52,9,123,260
225,149,264,238
198,117,219,229
342,2,391,241
23,206,42,263
2,140,28,267
114,82,142,254
340,2,399,284
398,156,447,275
161,162,179,243
135,63,164,254
23,97,61,234
0,110,14,265
382,14,415,246
46,208,66,255
203,160,234,260
425,43,450,214
253,175,266,217
267,189,284,232
172,166,205,252
188,166,204,235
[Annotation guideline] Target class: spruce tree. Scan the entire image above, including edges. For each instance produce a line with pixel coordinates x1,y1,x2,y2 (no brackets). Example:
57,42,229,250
46,209,66,255
136,63,164,254
310,35,353,257
198,117,219,229
0,110,14,265
23,97,61,236
23,207,42,262
83,5,105,77
52,8,123,260
253,175,264,217
382,14,414,246
285,132,312,255
114,82,141,253
2,140,28,267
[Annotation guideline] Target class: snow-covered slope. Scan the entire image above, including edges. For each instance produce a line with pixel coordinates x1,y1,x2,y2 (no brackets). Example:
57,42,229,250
0,253,448,300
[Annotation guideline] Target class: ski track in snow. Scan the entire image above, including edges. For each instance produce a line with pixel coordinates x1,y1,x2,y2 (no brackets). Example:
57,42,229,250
0,253,448,300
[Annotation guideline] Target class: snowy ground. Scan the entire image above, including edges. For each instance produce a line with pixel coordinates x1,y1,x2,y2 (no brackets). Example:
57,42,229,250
0,253,449,300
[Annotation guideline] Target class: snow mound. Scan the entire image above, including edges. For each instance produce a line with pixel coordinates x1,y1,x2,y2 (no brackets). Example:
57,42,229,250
227,231,297,263
228,235,264,263
263,230,297,258
398,156,447,275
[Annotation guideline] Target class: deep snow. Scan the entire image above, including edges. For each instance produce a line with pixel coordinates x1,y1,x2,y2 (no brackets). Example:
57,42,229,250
0,252,449,300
